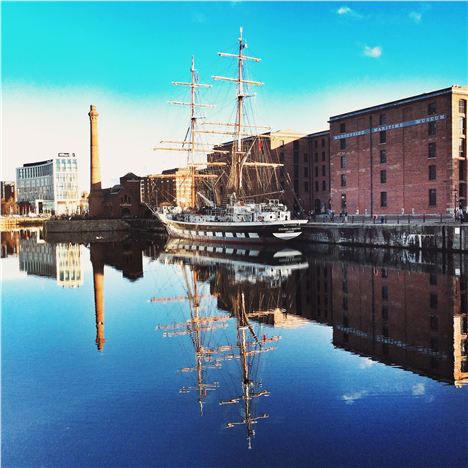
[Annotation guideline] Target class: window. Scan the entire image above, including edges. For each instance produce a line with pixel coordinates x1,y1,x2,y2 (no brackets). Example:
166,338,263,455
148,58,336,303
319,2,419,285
314,140,318,148
382,305,389,320
429,189,437,206
381,268,388,278
380,191,387,207
429,165,436,180
314,153,318,162
322,165,326,176
293,180,299,193
430,293,438,308
315,167,319,177
429,273,437,285
380,131,387,144
428,142,436,158
315,181,319,192
459,139,466,157
322,139,325,147
340,155,347,169
322,180,327,191
340,123,346,133
428,102,436,115
379,113,387,125
293,140,299,151
460,117,466,135
279,152,284,163
382,285,389,300
460,99,467,114
304,182,309,192
322,151,326,161
428,121,437,136
293,152,299,164
380,170,387,183
340,138,346,150
341,175,347,187
304,167,309,177
304,153,309,163
380,149,387,163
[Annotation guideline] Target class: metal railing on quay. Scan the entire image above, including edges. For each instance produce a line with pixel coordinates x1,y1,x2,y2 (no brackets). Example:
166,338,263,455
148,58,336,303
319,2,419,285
305,213,465,225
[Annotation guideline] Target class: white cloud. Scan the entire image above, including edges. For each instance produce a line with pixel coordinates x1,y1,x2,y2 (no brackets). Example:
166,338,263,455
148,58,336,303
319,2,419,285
336,6,362,18
341,390,368,405
359,357,376,369
363,45,382,58
337,6,352,15
409,11,422,24
412,383,425,396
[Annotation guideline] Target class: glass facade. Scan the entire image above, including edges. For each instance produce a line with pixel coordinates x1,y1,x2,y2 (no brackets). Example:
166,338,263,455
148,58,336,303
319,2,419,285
16,153,79,214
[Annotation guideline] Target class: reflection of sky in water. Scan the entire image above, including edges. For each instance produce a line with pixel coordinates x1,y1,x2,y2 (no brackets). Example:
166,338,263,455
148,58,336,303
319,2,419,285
2,239,467,467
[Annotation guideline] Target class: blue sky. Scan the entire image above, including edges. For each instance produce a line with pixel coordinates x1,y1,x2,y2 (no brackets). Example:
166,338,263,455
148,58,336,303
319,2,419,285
2,1,467,189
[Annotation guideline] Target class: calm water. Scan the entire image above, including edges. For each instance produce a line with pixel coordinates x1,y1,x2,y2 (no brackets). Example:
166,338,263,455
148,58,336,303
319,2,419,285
2,230,467,467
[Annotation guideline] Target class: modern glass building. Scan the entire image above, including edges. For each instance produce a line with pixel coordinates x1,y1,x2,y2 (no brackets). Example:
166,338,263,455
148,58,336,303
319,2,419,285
16,153,79,214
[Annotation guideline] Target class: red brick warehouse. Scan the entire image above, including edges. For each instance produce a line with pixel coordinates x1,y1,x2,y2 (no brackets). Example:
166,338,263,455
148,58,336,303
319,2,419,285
329,86,468,216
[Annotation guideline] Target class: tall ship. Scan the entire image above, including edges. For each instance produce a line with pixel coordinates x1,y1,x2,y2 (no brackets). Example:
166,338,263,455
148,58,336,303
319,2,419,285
151,28,308,243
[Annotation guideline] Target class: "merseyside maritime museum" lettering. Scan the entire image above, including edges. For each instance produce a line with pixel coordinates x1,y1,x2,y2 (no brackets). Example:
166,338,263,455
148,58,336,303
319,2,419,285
333,114,447,140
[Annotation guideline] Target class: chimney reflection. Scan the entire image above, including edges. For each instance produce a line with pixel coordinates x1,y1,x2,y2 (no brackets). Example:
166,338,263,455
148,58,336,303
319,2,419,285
90,243,106,352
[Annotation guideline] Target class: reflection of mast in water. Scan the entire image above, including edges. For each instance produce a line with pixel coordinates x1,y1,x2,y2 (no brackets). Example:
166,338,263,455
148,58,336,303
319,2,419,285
220,292,279,450
90,244,106,351
154,265,227,413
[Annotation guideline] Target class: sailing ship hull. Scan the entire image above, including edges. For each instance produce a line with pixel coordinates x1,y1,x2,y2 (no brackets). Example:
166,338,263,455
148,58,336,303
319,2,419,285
156,213,307,243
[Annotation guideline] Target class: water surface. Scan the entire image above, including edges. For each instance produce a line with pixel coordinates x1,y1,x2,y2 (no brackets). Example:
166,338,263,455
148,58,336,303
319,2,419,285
2,230,467,467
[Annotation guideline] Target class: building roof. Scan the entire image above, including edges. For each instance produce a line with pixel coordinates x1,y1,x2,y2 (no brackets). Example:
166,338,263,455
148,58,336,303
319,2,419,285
329,85,468,122
121,172,141,180
23,159,53,168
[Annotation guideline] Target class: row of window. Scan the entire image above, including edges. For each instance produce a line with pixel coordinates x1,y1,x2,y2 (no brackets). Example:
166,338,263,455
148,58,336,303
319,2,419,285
283,151,327,163
17,165,53,179
295,180,327,193
376,189,437,208
340,166,437,188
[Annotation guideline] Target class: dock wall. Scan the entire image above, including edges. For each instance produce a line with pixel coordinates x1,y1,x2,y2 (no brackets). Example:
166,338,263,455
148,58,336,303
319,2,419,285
45,219,130,234
302,223,468,252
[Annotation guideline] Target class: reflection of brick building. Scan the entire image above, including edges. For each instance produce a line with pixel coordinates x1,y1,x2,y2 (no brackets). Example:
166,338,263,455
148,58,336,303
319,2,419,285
328,261,467,385
329,86,468,215
288,247,467,386
1,231,20,258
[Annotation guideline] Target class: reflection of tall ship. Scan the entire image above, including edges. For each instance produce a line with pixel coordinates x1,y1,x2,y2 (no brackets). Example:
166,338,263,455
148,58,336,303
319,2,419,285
153,240,308,447
151,29,308,243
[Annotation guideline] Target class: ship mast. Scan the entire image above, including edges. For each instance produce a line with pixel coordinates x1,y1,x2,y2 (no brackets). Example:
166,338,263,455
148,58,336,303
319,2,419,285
153,264,227,413
153,57,220,208
213,27,264,196
220,292,277,449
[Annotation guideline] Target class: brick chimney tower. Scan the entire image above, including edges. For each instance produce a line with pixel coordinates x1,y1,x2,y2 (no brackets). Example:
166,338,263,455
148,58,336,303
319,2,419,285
88,104,104,217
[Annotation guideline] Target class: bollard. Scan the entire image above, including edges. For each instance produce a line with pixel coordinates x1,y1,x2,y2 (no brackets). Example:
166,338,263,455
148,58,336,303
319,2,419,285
397,217,400,225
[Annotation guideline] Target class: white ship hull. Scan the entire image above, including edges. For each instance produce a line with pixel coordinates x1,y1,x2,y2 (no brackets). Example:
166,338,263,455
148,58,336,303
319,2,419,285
156,212,307,243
